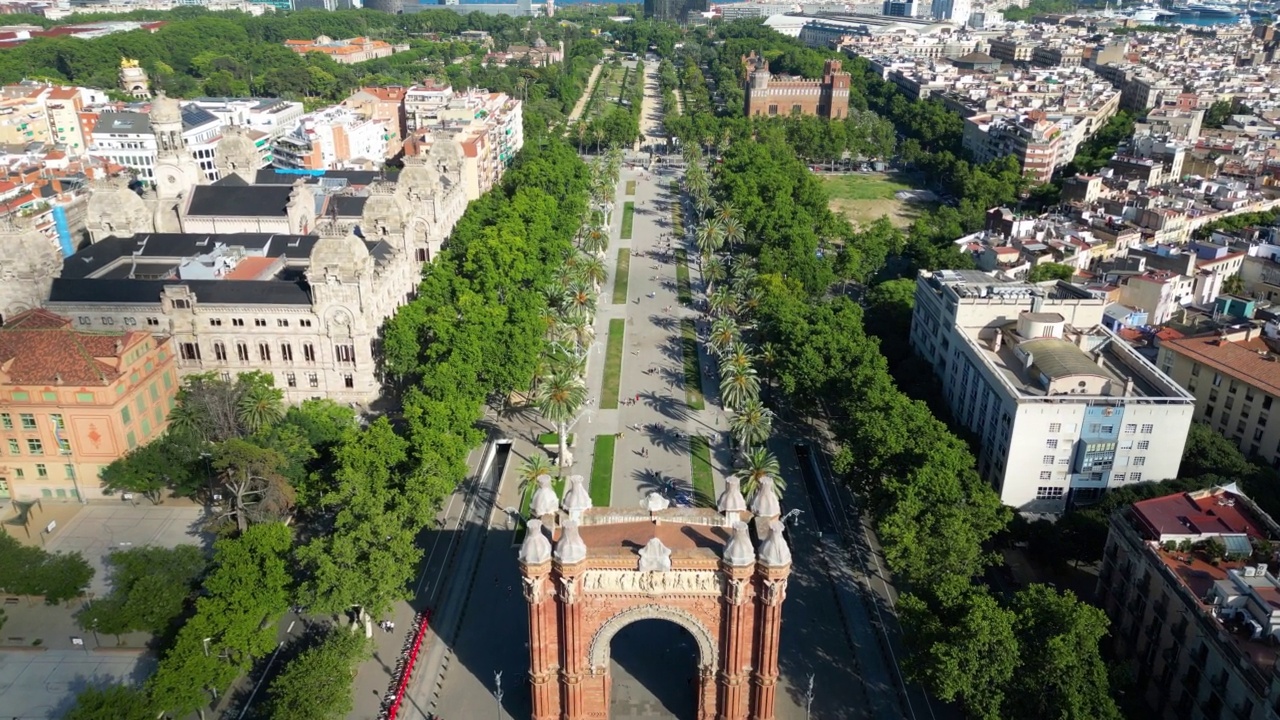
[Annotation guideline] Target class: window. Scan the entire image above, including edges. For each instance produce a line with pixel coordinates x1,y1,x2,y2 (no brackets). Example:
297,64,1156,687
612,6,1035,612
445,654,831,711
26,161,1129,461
258,343,271,362
1114,473,1126,483
35,463,47,478
51,414,63,430
1101,425,1114,435
1043,455,1056,465
64,464,74,480
149,384,158,402
1131,472,1142,482
1039,471,1052,480
0,414,10,430
280,344,293,362
1134,456,1146,466
286,372,296,388
237,343,250,362
209,318,223,327
277,319,289,327
1089,472,1104,482
179,342,201,361
122,406,131,424
308,373,319,388
1247,388,1257,402
1046,439,1058,449
343,374,354,389
1035,486,1065,500
124,317,136,326
303,344,316,363
1048,423,1061,433
214,342,227,361
1230,380,1239,395
77,316,90,325
1226,396,1235,410
1210,389,1220,402
171,298,190,309
254,318,267,327
1141,424,1154,433
232,318,245,327
1189,378,1198,392
1124,423,1137,434
1058,457,1070,465
1120,439,1134,450
7,439,18,454
1137,441,1149,451
96,318,111,327
19,414,35,430
1191,363,1201,376
300,319,312,328
1213,372,1222,387
146,317,159,327
334,344,356,364
1266,397,1274,411
416,248,428,262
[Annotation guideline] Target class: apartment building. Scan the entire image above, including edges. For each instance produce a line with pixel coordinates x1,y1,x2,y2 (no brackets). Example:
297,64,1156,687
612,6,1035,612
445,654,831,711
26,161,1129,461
0,308,177,502
89,103,223,184
271,107,390,171
1159,325,1280,465
1098,487,1280,720
964,110,1066,183
988,37,1036,64
342,86,408,152
910,269,1195,512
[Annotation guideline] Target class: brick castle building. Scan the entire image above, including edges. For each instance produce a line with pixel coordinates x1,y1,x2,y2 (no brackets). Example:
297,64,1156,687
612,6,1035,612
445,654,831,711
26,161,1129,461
742,52,851,120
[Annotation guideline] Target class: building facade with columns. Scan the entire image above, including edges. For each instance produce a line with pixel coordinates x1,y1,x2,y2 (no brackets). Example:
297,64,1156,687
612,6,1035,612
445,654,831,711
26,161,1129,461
517,473,792,719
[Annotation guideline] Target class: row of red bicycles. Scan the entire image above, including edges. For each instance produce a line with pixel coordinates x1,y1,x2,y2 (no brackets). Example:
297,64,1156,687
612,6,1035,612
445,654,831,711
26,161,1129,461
378,609,432,720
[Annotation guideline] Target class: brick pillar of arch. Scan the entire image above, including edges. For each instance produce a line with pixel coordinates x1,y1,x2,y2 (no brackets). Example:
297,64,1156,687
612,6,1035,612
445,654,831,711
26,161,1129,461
522,559,560,720
749,565,790,720
556,560,589,720
717,562,755,720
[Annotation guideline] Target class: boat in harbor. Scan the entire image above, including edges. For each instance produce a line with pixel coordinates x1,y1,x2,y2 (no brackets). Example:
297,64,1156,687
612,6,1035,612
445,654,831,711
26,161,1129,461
1179,2,1242,15
1127,5,1178,20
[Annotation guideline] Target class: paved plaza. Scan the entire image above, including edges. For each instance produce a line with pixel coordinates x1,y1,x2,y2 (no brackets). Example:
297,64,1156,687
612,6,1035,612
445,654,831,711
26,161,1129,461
0,649,153,720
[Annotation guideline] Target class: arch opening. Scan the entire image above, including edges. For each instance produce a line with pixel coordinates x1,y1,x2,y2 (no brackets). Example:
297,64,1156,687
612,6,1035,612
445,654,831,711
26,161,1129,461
608,618,698,720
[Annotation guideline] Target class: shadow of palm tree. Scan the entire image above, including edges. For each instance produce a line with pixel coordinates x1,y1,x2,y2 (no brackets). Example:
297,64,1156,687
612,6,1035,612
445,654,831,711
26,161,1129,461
641,392,693,424
632,468,694,505
649,315,678,331
658,338,684,363
640,423,686,454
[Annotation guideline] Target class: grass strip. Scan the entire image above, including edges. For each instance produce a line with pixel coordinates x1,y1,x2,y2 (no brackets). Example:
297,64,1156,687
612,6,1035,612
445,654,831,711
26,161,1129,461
589,434,615,507
601,319,625,409
612,249,630,304
689,436,714,507
620,202,635,240
625,180,636,195
680,318,705,410
674,248,692,305
536,432,575,446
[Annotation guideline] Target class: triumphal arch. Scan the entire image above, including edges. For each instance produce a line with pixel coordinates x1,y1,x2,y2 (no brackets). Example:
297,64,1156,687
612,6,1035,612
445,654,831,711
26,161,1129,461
517,473,793,720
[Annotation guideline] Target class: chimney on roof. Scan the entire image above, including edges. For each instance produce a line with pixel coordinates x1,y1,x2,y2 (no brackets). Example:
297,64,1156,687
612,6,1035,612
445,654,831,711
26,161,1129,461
993,329,1004,352
1096,351,1106,367
114,339,122,354
1246,325,1257,342
1124,376,1134,396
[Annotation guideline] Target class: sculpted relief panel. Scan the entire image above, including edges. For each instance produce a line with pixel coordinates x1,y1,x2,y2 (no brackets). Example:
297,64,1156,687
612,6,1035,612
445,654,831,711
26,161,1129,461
580,570,721,596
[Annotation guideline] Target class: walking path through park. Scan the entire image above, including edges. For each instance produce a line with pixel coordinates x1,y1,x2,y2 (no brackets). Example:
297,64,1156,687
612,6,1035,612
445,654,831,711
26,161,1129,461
566,62,603,125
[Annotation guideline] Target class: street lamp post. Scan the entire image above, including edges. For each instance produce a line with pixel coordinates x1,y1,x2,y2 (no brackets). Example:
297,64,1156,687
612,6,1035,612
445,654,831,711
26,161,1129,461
493,670,504,720
90,618,99,648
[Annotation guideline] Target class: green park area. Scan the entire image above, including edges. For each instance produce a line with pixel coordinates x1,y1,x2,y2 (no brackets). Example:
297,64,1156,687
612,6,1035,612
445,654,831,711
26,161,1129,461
689,436,714,507
820,172,927,229
589,435,615,507
601,319,625,410
674,249,691,305
680,319,704,410
612,249,630,304
620,202,635,240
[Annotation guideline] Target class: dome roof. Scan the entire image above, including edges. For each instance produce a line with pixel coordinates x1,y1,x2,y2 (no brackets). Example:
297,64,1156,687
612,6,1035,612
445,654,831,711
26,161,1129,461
150,91,182,127
309,231,370,273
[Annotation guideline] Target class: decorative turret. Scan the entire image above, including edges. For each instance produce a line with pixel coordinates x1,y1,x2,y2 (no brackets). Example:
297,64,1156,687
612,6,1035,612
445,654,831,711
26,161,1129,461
0,211,61,323
749,477,781,520
717,477,748,516
118,58,150,99
519,519,553,565
85,174,156,242
722,521,756,567
757,520,792,568
554,520,587,565
562,475,592,522
214,126,262,184
530,475,559,517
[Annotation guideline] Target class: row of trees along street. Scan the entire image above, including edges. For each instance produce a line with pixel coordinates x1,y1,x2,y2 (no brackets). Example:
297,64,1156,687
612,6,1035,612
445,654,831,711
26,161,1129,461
65,135,594,719
0,7,602,127
570,58,647,152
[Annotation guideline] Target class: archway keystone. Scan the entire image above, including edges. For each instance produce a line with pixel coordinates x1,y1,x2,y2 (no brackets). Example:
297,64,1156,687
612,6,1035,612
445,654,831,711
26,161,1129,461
518,507,792,720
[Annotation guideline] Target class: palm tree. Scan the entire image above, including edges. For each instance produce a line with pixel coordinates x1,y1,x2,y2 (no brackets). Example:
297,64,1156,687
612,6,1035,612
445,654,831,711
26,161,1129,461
571,252,608,292
517,453,554,494
715,202,736,225
739,285,763,320
574,121,588,155
729,399,773,451
736,447,783,497
535,369,587,468
708,288,739,319
703,256,727,296
560,313,594,351
166,401,210,443
707,317,740,357
236,384,283,435
731,266,759,295
720,365,760,412
580,224,608,257
721,215,745,251
722,342,755,372
542,341,588,379
564,279,597,321
694,218,724,261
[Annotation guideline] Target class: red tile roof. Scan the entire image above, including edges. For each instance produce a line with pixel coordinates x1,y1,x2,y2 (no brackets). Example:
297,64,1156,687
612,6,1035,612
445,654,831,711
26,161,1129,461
1163,332,1280,397
1133,488,1265,540
0,309,149,386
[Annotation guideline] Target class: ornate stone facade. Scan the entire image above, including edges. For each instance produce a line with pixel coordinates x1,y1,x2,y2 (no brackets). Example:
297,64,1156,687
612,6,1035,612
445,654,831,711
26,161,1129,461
519,503,792,720
0,213,60,323
214,126,263,184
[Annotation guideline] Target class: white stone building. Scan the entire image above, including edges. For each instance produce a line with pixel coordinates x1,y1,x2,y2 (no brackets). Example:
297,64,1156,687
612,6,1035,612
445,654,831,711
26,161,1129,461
910,269,1196,512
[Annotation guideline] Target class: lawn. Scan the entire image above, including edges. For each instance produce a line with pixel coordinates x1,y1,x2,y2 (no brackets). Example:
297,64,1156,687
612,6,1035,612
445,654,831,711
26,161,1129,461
601,319,625,410
620,202,635,240
680,318,705,410
612,249,630,304
625,180,636,195
674,249,692,305
689,436,714,507
820,172,932,229
589,435,615,507
536,432,575,446
820,173,911,201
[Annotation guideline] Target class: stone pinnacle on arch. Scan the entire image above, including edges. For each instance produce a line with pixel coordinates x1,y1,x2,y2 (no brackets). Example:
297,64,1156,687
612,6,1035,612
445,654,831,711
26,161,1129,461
518,519,552,566
757,520,792,568
717,477,748,515
555,520,587,565
530,474,559,517
749,476,782,519
562,474,592,522
722,521,756,567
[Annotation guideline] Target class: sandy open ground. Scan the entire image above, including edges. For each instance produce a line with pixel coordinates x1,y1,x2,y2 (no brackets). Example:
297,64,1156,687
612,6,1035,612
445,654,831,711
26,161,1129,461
820,172,935,229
